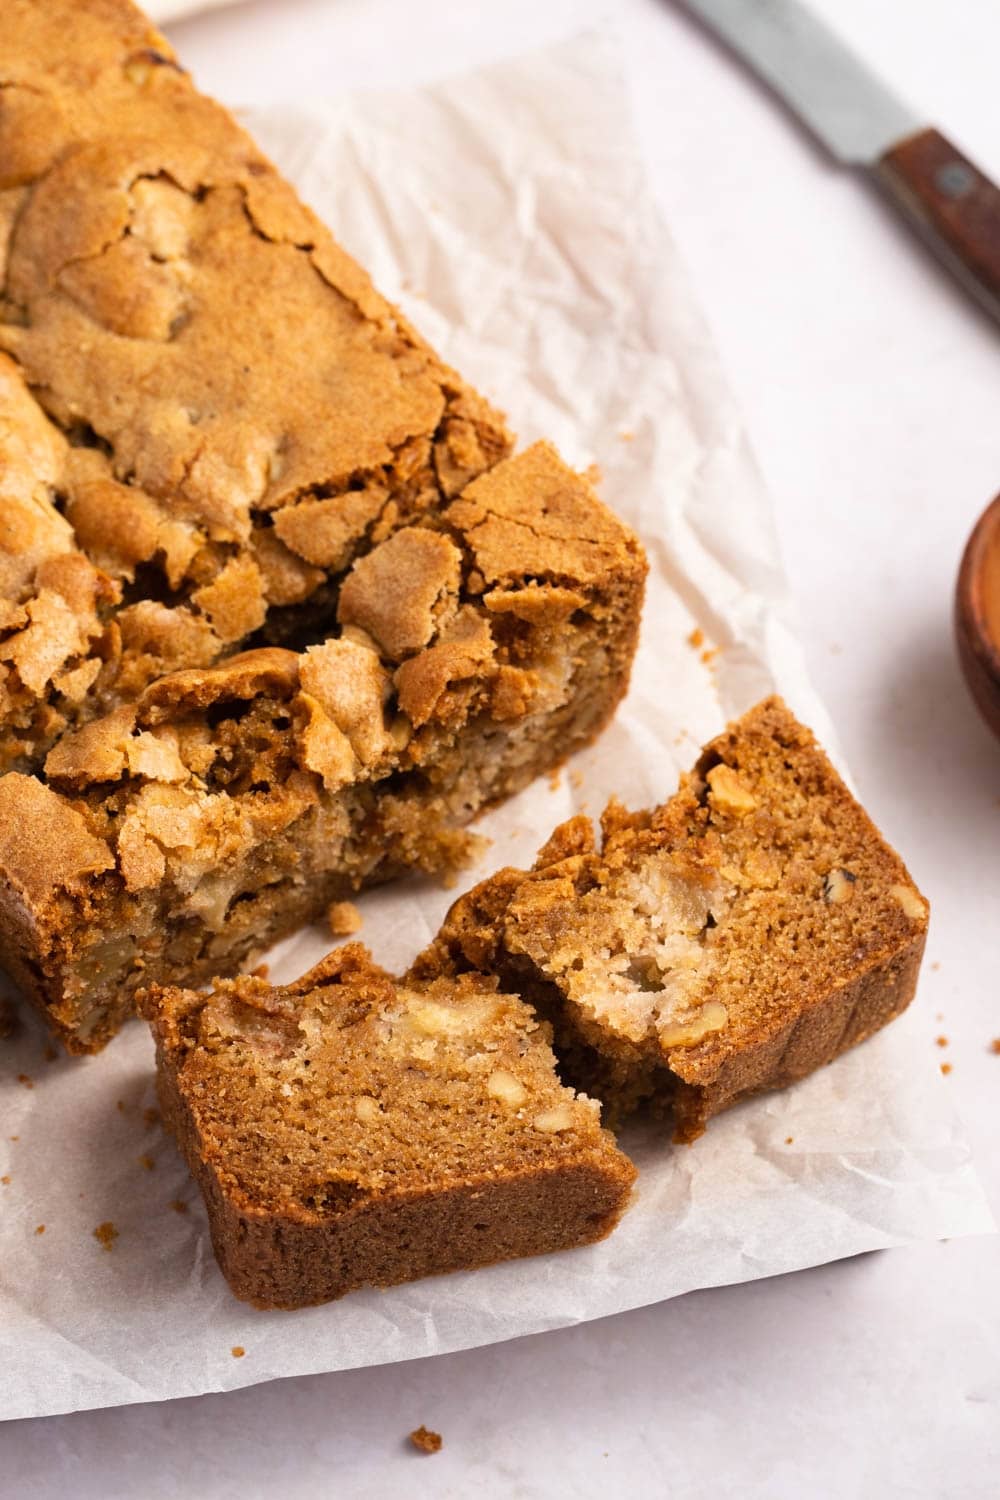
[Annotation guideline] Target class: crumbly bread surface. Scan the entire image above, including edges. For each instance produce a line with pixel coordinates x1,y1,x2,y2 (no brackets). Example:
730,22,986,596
0,0,512,771
0,0,647,1051
0,445,645,1052
414,697,929,1138
142,945,635,1309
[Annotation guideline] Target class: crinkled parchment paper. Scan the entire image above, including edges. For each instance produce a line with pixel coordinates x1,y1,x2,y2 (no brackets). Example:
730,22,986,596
0,35,992,1422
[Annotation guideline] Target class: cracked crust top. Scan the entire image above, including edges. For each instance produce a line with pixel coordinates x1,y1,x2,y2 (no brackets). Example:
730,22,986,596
15,446,643,909
0,0,512,769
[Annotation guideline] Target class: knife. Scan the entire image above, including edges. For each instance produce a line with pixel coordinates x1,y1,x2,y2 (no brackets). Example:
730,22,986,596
677,0,1000,327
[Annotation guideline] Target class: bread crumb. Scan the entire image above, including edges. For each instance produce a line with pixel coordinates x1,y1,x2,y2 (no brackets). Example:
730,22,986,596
935,1036,948,1048
1,1175,10,1186
17,1073,33,1089
930,961,941,972
409,1426,442,1454
9,1135,18,1142
990,1039,1000,1055
231,1346,246,1359
170,1199,188,1214
700,646,718,666
34,1224,45,1235
138,1153,155,1171
143,1107,161,1129
785,1136,794,1145
94,1221,119,1252
328,900,362,938
940,1062,952,1076
687,627,704,649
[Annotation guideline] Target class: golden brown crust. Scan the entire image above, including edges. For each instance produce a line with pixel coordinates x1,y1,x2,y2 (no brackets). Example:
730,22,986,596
0,447,645,1054
0,0,646,1051
414,697,929,1136
0,0,513,772
143,947,635,1308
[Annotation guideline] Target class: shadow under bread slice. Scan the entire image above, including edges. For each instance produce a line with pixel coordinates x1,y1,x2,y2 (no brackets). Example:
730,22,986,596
413,696,929,1141
141,945,635,1310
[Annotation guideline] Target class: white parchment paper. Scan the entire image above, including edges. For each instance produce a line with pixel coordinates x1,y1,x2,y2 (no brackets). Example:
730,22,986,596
0,36,992,1423
147,0,244,22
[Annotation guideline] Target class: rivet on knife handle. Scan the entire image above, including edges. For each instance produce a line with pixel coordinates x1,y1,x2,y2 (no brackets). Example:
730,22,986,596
874,128,1000,326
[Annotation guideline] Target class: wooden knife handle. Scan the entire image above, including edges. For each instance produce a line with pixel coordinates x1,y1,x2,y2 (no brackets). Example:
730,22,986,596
874,127,1000,325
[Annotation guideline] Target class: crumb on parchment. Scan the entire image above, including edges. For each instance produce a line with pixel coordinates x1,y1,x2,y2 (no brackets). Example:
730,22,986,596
328,900,362,938
687,627,704,649
936,1036,948,1048
94,1221,118,1252
35,1224,44,1235
940,1062,952,1076
991,1039,1000,1055
409,1426,442,1455
231,1346,245,1359
17,1073,32,1089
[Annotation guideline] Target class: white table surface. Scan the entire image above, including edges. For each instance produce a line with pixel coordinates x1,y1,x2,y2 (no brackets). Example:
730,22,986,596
8,1,1000,1494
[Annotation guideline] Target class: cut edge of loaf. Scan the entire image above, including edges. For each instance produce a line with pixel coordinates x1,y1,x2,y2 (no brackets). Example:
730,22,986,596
412,695,930,1140
142,947,636,1308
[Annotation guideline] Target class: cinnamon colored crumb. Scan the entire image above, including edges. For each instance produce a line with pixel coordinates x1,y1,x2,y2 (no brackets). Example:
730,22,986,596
700,647,718,666
1,1175,10,1185
785,1136,794,1145
17,1073,32,1088
231,1346,245,1359
170,1199,189,1214
93,1221,118,1251
35,1224,44,1235
409,1426,442,1455
143,1108,161,1129
991,1039,1000,1055
935,1036,948,1048
940,1063,952,1076
687,628,704,649
138,1154,155,1171
9,1135,18,1142
328,900,362,938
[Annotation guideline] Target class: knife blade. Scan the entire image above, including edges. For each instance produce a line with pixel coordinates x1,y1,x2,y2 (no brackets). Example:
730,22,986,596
678,0,1000,326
